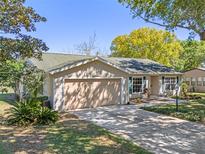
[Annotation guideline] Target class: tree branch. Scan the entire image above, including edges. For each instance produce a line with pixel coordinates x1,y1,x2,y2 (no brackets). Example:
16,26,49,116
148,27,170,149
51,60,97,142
139,15,193,31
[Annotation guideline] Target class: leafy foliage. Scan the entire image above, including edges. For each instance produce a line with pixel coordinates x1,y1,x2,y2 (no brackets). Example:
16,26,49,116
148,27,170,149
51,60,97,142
8,99,59,126
0,36,48,61
174,40,205,71
180,83,188,97
0,0,48,62
22,63,45,98
0,61,25,90
0,88,8,94
111,27,182,67
0,61,44,98
118,0,205,40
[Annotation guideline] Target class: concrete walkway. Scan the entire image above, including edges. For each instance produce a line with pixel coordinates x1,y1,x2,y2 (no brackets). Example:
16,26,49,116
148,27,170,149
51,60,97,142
73,105,205,154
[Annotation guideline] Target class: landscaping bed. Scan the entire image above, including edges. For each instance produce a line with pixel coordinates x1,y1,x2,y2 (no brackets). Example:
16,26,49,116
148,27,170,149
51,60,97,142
142,99,205,124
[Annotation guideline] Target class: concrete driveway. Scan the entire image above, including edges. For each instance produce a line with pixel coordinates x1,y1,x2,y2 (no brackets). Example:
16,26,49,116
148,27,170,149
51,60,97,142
73,105,205,154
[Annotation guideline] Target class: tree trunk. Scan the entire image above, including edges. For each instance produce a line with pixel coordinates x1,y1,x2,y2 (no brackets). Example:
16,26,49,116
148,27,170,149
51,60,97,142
200,31,205,40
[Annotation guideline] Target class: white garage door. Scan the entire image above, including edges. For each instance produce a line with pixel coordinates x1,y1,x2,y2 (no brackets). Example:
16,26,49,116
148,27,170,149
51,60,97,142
63,78,121,110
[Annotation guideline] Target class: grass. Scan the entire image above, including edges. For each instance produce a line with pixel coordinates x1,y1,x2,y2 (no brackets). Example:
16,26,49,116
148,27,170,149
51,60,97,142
0,94,151,154
142,99,205,124
187,92,205,97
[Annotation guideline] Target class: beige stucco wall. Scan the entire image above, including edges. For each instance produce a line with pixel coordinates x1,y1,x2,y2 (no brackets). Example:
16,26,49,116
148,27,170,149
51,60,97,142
151,76,160,95
183,69,205,92
52,60,129,111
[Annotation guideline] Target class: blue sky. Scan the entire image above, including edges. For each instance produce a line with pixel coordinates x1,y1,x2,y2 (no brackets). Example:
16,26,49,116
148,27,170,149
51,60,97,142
26,0,196,55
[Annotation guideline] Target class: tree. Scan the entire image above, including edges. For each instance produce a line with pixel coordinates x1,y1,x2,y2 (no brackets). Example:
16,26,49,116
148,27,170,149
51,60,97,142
22,63,44,98
174,40,205,71
0,60,44,98
111,27,182,67
0,0,48,61
0,61,25,96
118,0,205,40
75,33,97,55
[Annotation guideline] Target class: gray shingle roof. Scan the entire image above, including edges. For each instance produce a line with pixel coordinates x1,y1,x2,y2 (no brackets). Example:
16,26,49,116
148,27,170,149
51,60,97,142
28,52,92,71
104,57,179,74
29,52,181,75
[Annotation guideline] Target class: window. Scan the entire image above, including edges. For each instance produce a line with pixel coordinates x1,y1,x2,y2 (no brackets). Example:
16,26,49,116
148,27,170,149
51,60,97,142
185,81,190,86
197,77,203,86
164,77,176,91
191,78,196,86
184,78,190,86
133,77,143,93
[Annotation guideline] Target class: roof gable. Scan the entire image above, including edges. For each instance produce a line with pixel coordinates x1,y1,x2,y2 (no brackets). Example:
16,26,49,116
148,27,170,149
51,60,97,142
49,57,130,75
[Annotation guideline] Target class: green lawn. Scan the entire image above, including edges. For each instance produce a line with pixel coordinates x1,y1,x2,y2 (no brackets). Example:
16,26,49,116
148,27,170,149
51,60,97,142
0,94,151,154
188,92,205,98
142,99,205,124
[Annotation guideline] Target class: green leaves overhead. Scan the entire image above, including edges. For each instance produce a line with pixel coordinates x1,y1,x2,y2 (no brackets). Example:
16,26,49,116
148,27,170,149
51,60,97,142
0,0,48,61
0,0,46,34
174,40,205,71
0,35,48,61
118,0,205,40
111,27,182,67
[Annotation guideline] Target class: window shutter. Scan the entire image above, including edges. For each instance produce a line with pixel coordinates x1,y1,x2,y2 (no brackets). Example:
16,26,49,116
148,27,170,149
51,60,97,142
162,76,165,85
177,76,179,84
128,77,133,94
143,76,146,89
162,76,165,92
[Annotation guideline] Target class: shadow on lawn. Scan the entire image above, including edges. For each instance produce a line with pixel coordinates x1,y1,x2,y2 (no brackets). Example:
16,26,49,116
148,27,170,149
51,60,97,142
0,113,149,154
0,125,48,153
45,116,149,154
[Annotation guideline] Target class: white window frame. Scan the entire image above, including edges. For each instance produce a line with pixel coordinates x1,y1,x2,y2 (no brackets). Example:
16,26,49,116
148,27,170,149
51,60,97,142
132,76,144,94
184,77,191,86
164,77,177,91
197,77,203,86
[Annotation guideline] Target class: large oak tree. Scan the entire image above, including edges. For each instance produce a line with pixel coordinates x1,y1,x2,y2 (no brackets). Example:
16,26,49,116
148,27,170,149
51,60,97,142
0,0,48,96
118,0,205,40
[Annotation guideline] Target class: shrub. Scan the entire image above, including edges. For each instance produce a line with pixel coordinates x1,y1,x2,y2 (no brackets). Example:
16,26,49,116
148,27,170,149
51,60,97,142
37,107,59,125
7,99,59,126
180,82,188,97
35,95,49,102
1,88,8,94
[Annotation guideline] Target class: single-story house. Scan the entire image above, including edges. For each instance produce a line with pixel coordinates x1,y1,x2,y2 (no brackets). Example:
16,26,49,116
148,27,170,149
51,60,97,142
183,68,205,92
28,52,182,111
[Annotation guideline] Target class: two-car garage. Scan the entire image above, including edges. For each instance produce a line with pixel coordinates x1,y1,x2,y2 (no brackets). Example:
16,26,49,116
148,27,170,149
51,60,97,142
52,58,128,111
63,78,121,110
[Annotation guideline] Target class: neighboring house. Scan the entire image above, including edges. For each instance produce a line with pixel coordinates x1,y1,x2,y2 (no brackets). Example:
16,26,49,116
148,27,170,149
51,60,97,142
183,68,205,92
28,52,182,111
